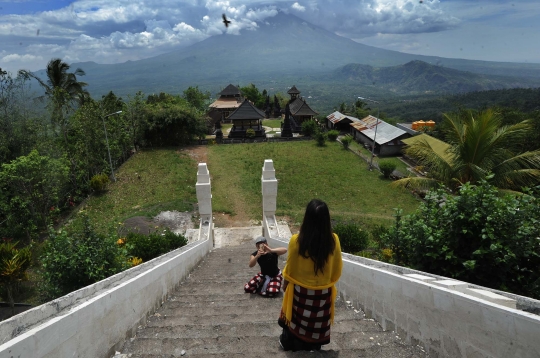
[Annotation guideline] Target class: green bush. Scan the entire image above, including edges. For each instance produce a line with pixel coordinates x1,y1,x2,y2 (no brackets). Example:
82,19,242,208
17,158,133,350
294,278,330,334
0,241,32,315
378,160,397,178
301,120,317,137
315,131,327,147
90,173,110,192
341,135,353,149
333,222,370,254
327,130,339,141
39,219,124,300
385,180,540,299
245,128,255,138
125,229,188,262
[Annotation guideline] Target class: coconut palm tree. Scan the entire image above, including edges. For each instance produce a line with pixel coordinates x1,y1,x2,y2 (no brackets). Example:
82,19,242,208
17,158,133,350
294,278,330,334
20,58,89,139
394,108,540,192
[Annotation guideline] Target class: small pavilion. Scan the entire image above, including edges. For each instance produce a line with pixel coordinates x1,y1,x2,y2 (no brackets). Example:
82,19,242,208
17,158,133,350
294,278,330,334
208,84,243,122
227,99,267,138
286,85,318,133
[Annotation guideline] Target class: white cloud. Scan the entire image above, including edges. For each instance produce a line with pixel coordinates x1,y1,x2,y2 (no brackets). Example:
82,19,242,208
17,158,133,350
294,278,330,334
1,53,43,63
0,0,538,73
291,2,306,12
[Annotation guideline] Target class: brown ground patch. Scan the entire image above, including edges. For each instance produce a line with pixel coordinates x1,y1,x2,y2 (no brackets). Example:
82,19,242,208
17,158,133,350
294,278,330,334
181,146,299,232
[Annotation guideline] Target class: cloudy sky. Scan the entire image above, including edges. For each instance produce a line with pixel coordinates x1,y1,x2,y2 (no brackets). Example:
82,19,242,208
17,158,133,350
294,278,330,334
0,0,538,74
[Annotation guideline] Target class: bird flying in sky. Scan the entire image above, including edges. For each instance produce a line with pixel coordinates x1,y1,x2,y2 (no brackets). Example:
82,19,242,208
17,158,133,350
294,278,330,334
222,14,231,28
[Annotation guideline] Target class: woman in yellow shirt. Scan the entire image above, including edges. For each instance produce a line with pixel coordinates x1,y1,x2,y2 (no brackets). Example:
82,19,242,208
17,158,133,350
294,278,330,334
278,199,343,352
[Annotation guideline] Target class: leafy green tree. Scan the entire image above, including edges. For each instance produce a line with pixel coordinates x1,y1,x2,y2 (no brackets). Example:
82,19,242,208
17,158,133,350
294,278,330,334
0,150,69,241
125,91,147,151
315,131,327,147
341,135,353,149
378,160,397,178
394,108,540,191
333,222,369,254
240,83,265,109
386,180,540,299
143,93,207,146
0,68,39,164
183,86,211,112
327,130,339,141
20,59,89,142
39,218,124,300
0,241,32,317
301,120,317,137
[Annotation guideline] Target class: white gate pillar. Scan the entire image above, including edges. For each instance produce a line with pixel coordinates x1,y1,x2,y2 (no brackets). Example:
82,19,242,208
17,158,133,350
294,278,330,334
196,163,212,223
262,159,278,239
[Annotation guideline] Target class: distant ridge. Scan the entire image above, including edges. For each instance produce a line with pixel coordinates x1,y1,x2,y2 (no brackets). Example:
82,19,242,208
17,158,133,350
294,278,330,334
333,60,538,94
31,12,540,97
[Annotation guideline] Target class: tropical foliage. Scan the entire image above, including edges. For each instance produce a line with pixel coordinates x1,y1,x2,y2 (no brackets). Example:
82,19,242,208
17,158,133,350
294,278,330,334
0,241,32,315
385,179,540,299
394,109,540,191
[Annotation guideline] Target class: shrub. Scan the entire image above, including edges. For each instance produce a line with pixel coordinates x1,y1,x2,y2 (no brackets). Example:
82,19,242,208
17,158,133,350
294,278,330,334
39,218,124,300
378,160,397,178
245,128,255,138
385,180,540,299
315,131,327,147
301,120,317,137
341,135,353,149
327,130,339,141
0,241,32,316
333,222,369,253
90,173,110,192
125,229,188,262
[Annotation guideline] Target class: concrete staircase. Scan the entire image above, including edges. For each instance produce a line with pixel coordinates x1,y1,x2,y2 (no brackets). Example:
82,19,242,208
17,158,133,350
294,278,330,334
119,242,428,357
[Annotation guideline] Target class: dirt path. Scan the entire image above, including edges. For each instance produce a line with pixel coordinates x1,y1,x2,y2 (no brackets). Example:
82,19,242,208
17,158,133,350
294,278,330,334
184,145,255,228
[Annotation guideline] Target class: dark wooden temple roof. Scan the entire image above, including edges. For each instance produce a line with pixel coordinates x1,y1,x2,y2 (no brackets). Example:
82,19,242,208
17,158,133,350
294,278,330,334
228,99,266,120
220,84,241,97
289,97,318,116
287,85,300,95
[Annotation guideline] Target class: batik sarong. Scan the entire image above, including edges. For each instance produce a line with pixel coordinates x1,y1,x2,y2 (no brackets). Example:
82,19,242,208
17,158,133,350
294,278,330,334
278,284,332,346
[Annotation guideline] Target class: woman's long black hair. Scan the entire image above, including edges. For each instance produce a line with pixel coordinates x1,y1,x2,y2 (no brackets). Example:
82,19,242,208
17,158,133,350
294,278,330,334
297,199,336,275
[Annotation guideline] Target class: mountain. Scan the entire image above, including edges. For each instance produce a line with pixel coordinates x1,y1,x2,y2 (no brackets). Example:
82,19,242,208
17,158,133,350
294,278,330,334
32,12,540,98
333,60,538,95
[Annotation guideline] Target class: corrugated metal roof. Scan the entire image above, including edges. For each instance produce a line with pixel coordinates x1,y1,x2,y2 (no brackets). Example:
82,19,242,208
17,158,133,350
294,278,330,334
350,115,407,145
326,111,361,124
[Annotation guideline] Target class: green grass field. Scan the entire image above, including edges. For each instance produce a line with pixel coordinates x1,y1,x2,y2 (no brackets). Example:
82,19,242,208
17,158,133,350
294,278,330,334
208,140,420,227
77,140,420,232
76,148,198,233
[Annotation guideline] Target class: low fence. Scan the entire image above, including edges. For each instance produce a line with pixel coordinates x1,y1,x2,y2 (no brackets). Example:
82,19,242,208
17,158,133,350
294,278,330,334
0,227,213,358
192,136,313,145
267,236,540,358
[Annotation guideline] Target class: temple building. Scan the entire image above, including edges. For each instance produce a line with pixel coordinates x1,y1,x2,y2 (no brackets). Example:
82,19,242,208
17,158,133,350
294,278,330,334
286,85,318,133
208,84,243,122
227,99,267,138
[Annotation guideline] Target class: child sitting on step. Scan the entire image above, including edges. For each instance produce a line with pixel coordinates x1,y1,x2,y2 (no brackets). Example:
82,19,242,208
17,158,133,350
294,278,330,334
244,236,287,297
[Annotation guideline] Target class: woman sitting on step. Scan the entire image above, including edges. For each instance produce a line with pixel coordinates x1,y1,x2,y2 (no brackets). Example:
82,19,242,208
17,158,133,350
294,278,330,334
278,199,343,352
244,236,287,297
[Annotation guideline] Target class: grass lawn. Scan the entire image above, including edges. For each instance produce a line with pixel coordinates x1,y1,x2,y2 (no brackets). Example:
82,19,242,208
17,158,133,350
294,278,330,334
73,148,198,233
262,119,283,129
208,140,421,227
74,141,420,233
347,140,411,176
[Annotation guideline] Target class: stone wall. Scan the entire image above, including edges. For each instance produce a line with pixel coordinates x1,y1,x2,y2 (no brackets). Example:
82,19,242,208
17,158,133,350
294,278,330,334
268,236,540,358
0,236,213,358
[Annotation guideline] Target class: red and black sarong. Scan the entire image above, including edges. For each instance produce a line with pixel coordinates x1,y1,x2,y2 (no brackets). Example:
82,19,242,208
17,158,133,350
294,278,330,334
278,285,332,348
